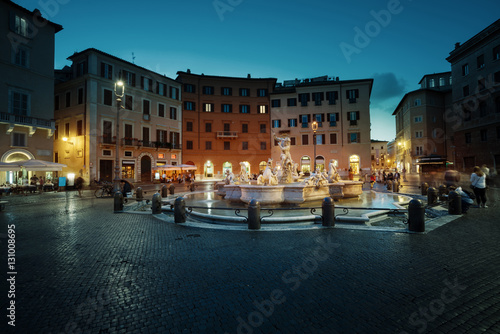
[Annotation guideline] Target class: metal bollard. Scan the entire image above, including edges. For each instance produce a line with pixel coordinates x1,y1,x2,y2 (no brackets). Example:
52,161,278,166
408,199,425,232
136,187,143,201
174,197,186,223
322,197,335,227
393,180,399,193
114,191,124,213
427,187,438,205
161,185,168,198
386,180,393,192
152,193,162,214
438,185,447,201
421,182,429,196
248,199,261,230
169,183,175,195
448,191,462,215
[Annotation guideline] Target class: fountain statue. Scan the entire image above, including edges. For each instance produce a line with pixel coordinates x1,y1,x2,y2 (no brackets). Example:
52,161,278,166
238,162,250,184
327,159,341,183
257,159,278,185
274,134,295,184
224,169,235,185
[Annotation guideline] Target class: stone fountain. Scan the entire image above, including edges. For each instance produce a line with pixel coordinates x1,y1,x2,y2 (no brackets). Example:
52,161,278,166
217,134,363,205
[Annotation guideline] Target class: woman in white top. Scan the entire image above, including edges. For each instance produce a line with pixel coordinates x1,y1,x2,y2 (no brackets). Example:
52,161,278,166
470,166,487,208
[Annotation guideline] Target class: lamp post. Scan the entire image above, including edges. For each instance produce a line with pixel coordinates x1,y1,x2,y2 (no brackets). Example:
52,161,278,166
113,80,125,193
312,121,318,173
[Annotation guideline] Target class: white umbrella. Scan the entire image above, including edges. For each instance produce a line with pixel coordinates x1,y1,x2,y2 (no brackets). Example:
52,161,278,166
15,159,67,172
0,162,21,171
178,164,197,171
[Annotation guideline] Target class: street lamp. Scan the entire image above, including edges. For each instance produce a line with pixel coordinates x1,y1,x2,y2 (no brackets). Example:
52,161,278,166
113,80,125,193
312,121,318,172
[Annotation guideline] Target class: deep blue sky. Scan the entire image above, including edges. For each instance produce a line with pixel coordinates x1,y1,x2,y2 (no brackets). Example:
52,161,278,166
20,0,500,141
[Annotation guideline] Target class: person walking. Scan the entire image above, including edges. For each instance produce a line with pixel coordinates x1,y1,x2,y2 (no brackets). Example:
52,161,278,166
470,166,487,208
75,177,84,197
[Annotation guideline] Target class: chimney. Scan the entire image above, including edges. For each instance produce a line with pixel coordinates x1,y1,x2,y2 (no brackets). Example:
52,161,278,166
454,42,461,49
187,69,191,74
247,73,251,78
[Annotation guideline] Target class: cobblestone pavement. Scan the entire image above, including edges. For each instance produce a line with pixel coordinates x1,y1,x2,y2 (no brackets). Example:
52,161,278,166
1,185,500,333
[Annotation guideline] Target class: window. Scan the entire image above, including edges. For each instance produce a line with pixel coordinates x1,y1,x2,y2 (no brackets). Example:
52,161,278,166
465,132,471,144
287,98,297,107
203,103,214,112
479,102,487,117
257,89,268,97
123,70,136,86
348,111,360,125
224,123,230,132
429,79,435,88
314,113,324,126
326,91,338,105
12,132,26,147
312,92,324,105
463,85,470,97
347,89,359,103
14,47,28,67
205,141,212,150
260,124,266,133
78,88,84,104
240,88,250,96
184,101,195,111
158,104,165,117
300,114,310,128
260,142,266,150
102,121,112,143
288,119,297,127
203,86,214,95
414,116,423,123
55,95,60,110
14,15,29,37
224,142,230,150
496,97,500,113
258,105,268,114
103,89,112,106
54,125,58,140
10,90,29,115
125,95,133,110
495,71,500,84
77,120,83,136
414,99,421,106
141,77,153,92
302,134,309,145
143,100,150,115
416,146,423,155
242,124,248,133
242,142,248,150
157,83,167,96
271,99,281,108
330,133,337,144
298,93,309,106
186,121,193,132
439,77,445,86
186,141,193,150
184,84,195,93
328,113,339,127
478,78,486,91
477,54,485,69
65,123,70,137
222,104,232,113
205,123,212,132
480,129,487,141
316,134,325,145
221,87,232,96
65,92,71,108
170,132,180,147
170,107,177,120
348,132,360,143
170,87,179,100
462,63,469,76
272,120,281,128
240,105,250,113
415,131,423,138
493,45,500,61
101,63,113,80
76,61,88,77
463,105,471,122
290,137,296,145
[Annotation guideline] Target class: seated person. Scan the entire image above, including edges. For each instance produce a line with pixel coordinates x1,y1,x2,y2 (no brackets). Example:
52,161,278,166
120,180,132,196
454,186,474,213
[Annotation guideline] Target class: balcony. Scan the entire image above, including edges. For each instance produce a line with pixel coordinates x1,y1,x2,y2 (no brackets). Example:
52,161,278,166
99,135,116,146
217,131,238,139
0,111,55,136
350,120,358,126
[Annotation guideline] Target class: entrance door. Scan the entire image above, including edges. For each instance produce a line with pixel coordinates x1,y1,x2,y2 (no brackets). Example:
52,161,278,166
100,160,113,182
141,156,152,182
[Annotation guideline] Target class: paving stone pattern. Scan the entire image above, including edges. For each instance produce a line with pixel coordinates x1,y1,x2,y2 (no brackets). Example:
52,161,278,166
1,188,500,333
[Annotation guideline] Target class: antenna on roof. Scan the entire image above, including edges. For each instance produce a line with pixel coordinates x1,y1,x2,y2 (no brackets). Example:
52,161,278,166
132,52,136,64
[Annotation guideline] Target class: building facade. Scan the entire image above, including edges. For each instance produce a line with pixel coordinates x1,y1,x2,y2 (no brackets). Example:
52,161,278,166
270,77,373,177
54,48,182,184
370,140,389,171
176,71,276,179
446,19,500,172
393,72,452,173
0,0,62,184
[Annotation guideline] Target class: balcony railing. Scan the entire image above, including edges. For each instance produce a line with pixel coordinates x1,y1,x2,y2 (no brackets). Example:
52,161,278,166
0,111,54,129
217,131,238,139
99,135,115,145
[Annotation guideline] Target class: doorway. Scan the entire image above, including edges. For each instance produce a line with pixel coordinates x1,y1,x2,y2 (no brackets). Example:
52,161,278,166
100,160,113,182
141,156,152,182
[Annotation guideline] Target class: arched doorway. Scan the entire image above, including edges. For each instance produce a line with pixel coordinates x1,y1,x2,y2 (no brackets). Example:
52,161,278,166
349,155,360,174
316,155,325,172
1,149,35,184
222,161,232,176
300,156,311,174
259,161,267,172
204,161,214,177
141,156,152,182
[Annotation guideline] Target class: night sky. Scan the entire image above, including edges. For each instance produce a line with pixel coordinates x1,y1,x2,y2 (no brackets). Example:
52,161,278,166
18,0,500,141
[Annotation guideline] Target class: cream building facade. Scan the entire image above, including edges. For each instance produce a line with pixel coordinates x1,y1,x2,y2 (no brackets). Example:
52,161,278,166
269,77,373,177
54,48,182,184
0,0,62,184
